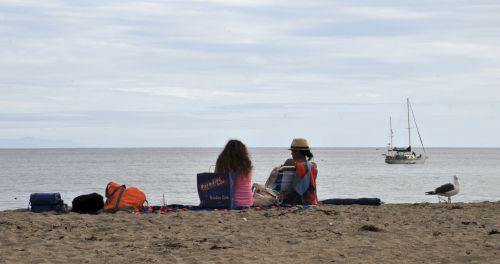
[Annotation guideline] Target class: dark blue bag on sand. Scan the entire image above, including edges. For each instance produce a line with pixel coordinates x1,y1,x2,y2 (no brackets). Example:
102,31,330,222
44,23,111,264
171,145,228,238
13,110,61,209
197,172,235,209
320,198,382,206
29,193,67,213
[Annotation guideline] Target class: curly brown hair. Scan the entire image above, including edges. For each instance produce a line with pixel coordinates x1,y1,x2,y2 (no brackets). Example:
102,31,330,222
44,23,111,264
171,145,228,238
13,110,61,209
215,139,252,177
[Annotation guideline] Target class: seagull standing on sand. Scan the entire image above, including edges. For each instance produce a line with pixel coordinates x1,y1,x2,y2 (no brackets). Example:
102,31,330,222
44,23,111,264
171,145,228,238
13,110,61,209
425,175,460,203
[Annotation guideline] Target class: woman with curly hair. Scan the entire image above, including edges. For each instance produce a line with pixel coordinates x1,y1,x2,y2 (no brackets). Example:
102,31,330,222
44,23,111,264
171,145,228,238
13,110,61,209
215,139,254,207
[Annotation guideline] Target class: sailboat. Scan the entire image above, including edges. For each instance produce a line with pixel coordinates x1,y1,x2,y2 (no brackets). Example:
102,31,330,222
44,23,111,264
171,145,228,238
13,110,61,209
384,98,427,164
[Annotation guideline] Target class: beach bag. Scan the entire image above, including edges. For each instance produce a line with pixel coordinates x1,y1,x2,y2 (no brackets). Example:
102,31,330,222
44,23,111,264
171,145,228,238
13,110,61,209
104,182,147,213
71,193,104,214
197,172,235,209
29,192,67,213
252,183,279,206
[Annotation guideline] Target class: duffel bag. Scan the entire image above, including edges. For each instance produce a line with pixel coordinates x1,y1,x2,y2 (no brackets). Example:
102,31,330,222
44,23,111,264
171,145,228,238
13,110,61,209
71,193,104,214
29,192,67,213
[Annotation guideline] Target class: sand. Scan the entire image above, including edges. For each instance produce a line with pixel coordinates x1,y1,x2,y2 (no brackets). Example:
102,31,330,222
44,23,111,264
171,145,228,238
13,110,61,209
1,202,499,263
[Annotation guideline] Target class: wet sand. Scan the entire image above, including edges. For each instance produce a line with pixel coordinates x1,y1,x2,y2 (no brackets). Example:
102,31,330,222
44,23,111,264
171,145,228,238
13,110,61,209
1,202,499,263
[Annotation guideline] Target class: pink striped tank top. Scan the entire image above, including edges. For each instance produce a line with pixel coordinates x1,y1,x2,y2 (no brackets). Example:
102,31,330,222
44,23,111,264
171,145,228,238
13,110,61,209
234,172,254,207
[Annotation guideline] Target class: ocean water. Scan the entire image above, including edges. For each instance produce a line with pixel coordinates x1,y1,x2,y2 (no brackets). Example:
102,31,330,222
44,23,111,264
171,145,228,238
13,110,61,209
0,148,499,210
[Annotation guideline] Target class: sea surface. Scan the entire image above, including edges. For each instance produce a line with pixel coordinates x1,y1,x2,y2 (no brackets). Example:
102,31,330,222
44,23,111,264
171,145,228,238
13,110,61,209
0,148,499,210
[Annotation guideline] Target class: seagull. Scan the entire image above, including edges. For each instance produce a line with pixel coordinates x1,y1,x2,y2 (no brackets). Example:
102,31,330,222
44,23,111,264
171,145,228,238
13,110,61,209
425,175,460,203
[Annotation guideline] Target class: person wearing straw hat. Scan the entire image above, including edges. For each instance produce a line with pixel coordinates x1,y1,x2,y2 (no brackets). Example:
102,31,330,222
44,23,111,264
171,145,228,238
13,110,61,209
265,138,318,205
288,138,314,162
289,138,318,205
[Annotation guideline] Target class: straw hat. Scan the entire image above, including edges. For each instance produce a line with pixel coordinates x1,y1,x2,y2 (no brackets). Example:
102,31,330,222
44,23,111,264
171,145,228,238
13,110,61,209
288,138,310,151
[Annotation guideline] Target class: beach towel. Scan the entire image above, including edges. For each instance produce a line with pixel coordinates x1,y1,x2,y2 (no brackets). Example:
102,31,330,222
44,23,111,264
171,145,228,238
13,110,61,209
320,198,382,206
197,172,235,209
144,203,308,214
291,161,318,205
293,162,313,196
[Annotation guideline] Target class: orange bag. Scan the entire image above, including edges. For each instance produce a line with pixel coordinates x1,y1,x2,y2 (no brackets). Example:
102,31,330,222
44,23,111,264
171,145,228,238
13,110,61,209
104,182,147,213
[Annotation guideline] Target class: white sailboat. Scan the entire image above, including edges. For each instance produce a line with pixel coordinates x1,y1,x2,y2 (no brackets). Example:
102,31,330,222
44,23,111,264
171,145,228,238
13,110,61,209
384,98,427,164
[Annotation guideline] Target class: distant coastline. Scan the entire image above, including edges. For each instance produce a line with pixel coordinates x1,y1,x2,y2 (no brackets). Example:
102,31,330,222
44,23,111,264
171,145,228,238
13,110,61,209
1,143,500,149
0,137,80,149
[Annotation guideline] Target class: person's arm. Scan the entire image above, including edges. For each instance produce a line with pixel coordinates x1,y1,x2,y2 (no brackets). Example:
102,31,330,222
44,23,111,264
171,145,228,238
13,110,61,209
283,158,295,166
265,167,279,188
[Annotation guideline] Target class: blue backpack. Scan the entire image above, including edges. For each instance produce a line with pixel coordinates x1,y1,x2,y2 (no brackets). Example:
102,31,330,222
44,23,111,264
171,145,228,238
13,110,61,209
29,193,67,213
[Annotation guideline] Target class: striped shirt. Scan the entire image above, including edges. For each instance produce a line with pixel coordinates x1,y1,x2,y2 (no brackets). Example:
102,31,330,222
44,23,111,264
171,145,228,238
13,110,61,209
234,172,254,207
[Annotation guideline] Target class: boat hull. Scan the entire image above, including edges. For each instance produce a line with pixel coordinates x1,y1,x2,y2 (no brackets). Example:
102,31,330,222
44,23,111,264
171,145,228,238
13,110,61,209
385,157,426,164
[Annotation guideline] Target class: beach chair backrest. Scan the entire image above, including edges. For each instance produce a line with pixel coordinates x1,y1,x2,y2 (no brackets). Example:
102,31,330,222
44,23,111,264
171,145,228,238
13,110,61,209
276,166,296,192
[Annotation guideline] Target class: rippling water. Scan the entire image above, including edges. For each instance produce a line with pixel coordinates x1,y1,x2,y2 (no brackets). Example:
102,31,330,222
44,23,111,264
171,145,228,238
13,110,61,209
1,148,499,210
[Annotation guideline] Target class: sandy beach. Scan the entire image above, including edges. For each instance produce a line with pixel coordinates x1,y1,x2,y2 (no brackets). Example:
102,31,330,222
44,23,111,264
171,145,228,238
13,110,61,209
1,202,499,263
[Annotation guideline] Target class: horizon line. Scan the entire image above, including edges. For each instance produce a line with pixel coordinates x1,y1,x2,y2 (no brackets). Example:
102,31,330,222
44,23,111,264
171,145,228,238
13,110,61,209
1,146,499,150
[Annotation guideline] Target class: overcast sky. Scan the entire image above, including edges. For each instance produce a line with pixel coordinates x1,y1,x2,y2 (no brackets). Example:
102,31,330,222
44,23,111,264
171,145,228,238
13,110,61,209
1,0,499,148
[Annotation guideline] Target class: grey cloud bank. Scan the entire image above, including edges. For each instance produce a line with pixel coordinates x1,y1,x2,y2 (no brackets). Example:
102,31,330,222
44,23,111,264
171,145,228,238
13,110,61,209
1,0,499,148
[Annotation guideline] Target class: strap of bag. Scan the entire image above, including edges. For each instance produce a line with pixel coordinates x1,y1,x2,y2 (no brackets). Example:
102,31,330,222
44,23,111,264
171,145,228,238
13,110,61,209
113,187,126,209
104,184,126,210
106,183,126,198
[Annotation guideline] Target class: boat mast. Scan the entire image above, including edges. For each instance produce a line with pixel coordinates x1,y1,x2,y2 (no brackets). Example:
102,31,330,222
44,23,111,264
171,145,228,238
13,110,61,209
389,116,394,149
409,99,427,156
407,98,411,149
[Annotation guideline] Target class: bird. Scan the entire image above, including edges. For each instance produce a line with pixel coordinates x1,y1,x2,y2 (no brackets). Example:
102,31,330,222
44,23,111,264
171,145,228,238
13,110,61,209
425,175,460,203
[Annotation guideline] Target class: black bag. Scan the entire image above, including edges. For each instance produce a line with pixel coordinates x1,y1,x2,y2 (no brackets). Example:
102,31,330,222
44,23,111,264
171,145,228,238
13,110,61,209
29,193,67,213
71,193,104,214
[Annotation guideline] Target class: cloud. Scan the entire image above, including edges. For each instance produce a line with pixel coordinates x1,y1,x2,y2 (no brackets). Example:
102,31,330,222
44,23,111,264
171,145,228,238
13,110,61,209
1,1,500,146
339,6,435,20
420,41,500,58
111,87,247,99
